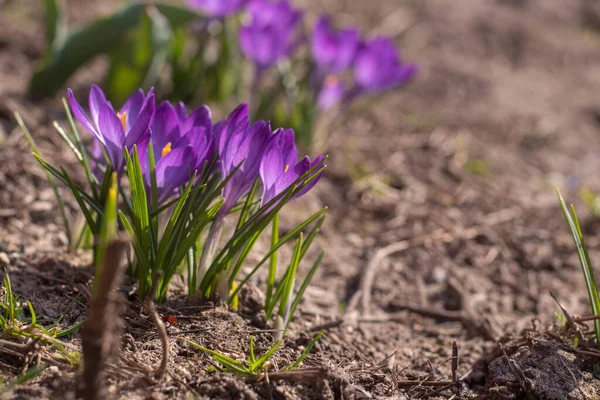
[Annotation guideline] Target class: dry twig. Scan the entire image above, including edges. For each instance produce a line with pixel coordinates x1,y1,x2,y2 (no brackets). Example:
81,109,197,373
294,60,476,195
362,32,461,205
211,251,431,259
144,271,169,379
79,237,129,400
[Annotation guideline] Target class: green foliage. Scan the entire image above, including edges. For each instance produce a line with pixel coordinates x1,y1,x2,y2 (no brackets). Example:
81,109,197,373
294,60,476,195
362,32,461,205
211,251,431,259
0,366,47,397
0,272,81,364
557,189,600,349
16,112,72,247
29,3,203,100
182,331,324,377
105,7,172,106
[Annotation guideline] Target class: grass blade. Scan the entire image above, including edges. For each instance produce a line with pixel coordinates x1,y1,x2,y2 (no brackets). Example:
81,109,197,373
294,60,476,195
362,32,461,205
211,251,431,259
249,341,281,372
283,331,324,371
265,215,279,318
16,113,72,245
557,189,600,348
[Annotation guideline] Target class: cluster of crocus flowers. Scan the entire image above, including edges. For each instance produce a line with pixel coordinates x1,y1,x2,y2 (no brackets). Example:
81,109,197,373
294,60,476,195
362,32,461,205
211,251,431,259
185,0,417,112
68,85,324,210
64,85,326,303
311,17,418,110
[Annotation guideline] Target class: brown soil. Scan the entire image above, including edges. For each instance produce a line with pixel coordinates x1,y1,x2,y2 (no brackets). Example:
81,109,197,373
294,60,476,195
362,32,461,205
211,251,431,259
2,0,600,398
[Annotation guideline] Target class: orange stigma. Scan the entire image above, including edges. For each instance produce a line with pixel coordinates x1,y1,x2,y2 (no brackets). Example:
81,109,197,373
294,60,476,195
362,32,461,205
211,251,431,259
324,75,339,87
117,112,128,131
161,142,172,158
284,164,290,173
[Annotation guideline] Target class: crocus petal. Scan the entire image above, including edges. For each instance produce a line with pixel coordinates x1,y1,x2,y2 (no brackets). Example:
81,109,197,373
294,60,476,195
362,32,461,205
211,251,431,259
240,0,302,67
260,141,284,192
293,156,324,199
152,101,181,153
155,146,196,200
280,129,298,168
333,28,359,72
135,132,151,178
174,102,188,123
183,105,212,134
125,94,155,148
218,103,249,158
67,89,103,144
89,85,107,129
353,37,416,92
120,89,146,129
98,103,126,168
312,17,336,67
98,103,125,147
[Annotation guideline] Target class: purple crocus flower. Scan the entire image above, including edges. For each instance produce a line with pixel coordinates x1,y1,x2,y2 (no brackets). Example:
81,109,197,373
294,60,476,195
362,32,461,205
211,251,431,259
218,103,272,214
317,75,345,111
312,16,359,74
186,0,246,17
354,37,418,92
67,85,155,172
139,101,214,203
260,129,324,207
239,0,303,68
152,101,214,171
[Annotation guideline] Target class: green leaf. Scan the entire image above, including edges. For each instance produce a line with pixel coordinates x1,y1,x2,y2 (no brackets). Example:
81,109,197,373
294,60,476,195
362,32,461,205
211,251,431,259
557,188,600,349
43,0,66,51
229,207,327,302
182,337,252,375
29,3,203,98
227,229,263,289
16,114,72,246
105,7,172,105
248,336,256,365
286,251,325,330
125,146,155,297
30,152,103,215
283,331,324,371
278,234,303,321
3,273,15,326
249,341,281,373
0,366,47,397
94,172,118,287
59,166,97,233
27,301,36,326
266,215,279,318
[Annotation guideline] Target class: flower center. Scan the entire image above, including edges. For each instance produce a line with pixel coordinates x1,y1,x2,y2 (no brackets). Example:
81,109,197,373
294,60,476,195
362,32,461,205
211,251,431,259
284,164,289,173
161,142,172,158
117,112,128,131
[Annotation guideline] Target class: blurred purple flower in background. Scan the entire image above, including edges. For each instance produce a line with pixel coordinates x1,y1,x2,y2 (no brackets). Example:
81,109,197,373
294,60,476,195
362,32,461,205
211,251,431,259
354,37,418,93
317,75,345,111
239,0,303,68
311,16,359,74
217,103,272,214
186,0,246,17
68,85,155,172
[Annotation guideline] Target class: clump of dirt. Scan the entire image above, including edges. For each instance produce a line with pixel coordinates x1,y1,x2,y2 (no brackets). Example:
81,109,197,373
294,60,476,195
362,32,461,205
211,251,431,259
486,336,600,399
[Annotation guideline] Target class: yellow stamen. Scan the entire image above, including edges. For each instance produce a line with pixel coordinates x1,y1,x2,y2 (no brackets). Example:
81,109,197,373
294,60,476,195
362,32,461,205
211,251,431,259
117,111,128,131
161,142,172,158
284,164,290,173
